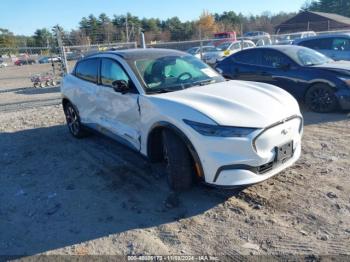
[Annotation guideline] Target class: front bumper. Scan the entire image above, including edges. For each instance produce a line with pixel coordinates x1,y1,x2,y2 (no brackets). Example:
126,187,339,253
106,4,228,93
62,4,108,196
191,115,303,186
213,144,301,186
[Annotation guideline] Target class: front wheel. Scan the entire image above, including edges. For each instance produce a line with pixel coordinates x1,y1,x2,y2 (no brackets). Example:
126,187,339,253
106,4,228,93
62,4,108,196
63,102,87,138
305,84,338,113
162,130,194,191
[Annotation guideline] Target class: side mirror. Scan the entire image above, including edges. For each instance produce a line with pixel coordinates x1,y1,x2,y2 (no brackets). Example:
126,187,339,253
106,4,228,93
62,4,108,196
112,80,130,94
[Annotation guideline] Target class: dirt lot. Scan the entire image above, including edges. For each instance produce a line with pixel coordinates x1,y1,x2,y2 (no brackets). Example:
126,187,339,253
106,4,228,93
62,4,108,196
0,64,349,258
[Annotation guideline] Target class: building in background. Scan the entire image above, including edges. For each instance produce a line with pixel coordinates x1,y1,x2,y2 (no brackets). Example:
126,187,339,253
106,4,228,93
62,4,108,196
275,11,350,34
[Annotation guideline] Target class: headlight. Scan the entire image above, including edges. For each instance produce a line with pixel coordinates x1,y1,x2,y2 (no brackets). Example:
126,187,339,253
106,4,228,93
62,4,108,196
339,77,350,87
184,119,257,137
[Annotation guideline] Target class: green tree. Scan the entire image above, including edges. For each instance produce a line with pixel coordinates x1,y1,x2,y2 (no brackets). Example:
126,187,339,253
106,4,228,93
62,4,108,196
303,0,350,17
33,28,52,47
0,28,16,48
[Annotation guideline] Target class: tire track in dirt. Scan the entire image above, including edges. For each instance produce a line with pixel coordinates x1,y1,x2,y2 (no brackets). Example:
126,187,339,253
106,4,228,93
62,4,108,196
0,98,61,112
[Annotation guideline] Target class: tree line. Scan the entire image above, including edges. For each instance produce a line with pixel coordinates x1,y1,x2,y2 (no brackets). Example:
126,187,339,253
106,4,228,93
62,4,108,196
0,10,296,49
302,0,350,17
1,0,349,49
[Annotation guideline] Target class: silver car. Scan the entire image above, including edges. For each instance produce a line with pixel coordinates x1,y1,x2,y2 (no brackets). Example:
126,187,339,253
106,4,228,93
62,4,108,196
203,40,256,64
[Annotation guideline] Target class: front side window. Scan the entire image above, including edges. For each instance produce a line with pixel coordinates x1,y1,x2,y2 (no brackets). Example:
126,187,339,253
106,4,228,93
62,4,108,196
75,59,99,83
135,55,224,93
101,59,130,86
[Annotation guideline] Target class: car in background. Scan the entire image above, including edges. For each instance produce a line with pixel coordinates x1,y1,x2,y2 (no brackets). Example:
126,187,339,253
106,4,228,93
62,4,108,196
244,31,270,38
186,46,218,59
244,31,272,46
0,58,7,68
14,57,36,66
276,31,316,45
210,31,237,46
215,45,350,112
66,52,84,61
61,48,302,190
203,40,255,64
38,56,61,64
294,33,350,61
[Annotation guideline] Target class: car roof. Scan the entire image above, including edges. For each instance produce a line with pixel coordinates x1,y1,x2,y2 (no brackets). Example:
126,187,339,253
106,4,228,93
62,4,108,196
294,33,350,44
239,45,306,53
88,48,187,61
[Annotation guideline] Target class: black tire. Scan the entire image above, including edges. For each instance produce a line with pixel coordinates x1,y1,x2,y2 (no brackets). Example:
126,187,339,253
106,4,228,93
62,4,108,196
305,83,338,113
63,102,87,138
162,129,194,191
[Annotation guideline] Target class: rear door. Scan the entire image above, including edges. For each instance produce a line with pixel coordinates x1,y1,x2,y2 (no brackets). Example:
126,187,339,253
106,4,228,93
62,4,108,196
97,57,141,150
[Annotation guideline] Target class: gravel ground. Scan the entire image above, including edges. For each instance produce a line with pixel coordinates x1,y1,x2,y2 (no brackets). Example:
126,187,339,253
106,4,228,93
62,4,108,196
0,65,349,259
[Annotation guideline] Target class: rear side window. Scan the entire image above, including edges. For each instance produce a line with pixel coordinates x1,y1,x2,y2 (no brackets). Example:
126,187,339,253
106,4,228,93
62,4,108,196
261,50,291,67
232,49,260,65
299,38,332,50
331,38,350,51
75,59,99,83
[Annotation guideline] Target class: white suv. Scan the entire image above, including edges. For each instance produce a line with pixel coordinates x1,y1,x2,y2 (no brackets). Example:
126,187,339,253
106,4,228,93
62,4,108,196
61,49,303,190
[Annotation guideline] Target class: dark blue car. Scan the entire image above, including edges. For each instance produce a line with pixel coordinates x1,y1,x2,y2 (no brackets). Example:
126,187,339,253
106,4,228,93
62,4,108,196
215,45,350,112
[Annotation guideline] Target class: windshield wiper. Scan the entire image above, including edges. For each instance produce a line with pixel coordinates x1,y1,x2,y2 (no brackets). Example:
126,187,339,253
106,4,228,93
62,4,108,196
188,79,216,88
147,88,175,94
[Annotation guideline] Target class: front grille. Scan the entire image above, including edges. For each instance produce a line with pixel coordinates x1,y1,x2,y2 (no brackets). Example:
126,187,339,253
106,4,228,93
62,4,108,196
257,161,274,174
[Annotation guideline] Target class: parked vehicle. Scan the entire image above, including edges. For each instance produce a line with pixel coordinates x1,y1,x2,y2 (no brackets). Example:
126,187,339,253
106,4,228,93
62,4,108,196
66,52,84,61
0,59,7,68
186,46,218,59
215,45,350,112
61,49,303,190
210,31,237,46
38,56,61,64
203,40,255,64
276,31,316,45
294,33,350,61
244,31,272,46
14,58,36,66
244,31,270,38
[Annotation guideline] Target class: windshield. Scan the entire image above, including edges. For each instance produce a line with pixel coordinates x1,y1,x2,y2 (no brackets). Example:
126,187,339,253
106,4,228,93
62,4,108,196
187,47,199,55
216,42,232,51
285,47,333,66
135,55,224,94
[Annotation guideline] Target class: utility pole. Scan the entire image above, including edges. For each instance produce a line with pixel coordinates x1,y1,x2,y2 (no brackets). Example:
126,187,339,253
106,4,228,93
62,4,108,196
56,28,68,74
125,14,129,42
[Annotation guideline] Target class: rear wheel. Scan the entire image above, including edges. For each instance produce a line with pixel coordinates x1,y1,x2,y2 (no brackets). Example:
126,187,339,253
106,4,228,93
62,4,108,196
162,130,194,191
63,102,87,138
305,84,338,113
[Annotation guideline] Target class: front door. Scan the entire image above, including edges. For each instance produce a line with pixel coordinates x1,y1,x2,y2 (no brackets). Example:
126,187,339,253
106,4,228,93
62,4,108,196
97,58,141,150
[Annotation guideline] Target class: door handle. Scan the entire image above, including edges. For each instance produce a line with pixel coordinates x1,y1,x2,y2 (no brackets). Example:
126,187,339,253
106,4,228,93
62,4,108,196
261,71,269,76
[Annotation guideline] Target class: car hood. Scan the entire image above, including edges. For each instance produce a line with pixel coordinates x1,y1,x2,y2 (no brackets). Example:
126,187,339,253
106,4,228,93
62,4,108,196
153,80,300,128
311,61,350,75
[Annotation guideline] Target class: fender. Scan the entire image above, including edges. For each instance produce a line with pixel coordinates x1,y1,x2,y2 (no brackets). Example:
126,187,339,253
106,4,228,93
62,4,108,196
147,121,204,179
